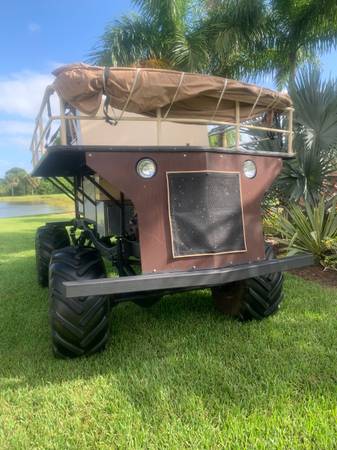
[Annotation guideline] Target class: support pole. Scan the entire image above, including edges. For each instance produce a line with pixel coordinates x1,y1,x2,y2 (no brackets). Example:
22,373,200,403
46,177,76,202
288,107,294,155
156,108,162,146
39,119,44,157
74,176,80,219
235,101,240,149
59,97,67,145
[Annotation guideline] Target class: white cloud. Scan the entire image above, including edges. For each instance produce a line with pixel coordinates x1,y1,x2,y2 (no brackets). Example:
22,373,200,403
0,70,53,118
0,136,31,148
0,120,34,135
0,67,60,175
28,22,40,33
0,120,34,156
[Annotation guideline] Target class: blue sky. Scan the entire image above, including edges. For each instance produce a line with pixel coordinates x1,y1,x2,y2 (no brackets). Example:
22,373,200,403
0,0,133,177
0,0,336,178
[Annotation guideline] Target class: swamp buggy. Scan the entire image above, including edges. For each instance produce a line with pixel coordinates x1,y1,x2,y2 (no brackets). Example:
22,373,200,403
30,64,313,358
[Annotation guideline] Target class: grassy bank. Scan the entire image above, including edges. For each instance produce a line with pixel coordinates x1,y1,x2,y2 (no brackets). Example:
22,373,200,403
0,194,73,211
0,214,336,449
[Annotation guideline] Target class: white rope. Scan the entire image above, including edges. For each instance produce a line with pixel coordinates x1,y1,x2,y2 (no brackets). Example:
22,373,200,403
103,68,141,125
262,96,279,127
247,87,263,119
117,68,141,121
211,79,228,122
265,95,278,112
102,66,109,93
163,72,185,119
102,67,118,125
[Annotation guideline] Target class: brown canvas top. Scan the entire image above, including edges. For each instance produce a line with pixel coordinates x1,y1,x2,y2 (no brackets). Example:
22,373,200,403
52,63,292,123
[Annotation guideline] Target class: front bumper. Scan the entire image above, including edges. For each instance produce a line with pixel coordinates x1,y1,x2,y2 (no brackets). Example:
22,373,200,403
61,253,314,299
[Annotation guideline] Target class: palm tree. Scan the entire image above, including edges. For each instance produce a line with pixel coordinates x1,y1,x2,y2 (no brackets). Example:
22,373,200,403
204,0,337,86
90,0,337,86
89,1,337,206
89,0,209,72
4,168,28,196
276,67,337,205
271,0,337,85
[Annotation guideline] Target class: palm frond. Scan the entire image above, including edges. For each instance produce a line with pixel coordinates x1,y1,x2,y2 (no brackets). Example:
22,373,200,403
170,27,210,72
88,14,162,66
132,0,190,36
290,67,337,151
272,67,337,204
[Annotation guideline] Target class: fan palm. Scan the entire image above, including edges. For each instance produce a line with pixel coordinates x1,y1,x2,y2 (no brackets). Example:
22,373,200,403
276,67,337,205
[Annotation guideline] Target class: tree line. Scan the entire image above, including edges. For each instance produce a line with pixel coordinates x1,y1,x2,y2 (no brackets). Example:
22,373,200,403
0,167,59,197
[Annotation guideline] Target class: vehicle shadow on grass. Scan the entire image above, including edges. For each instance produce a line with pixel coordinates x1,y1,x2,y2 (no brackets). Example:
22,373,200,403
1,253,336,420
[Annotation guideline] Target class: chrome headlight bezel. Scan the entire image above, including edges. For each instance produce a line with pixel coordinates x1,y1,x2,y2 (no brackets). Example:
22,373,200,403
136,158,157,179
243,160,257,179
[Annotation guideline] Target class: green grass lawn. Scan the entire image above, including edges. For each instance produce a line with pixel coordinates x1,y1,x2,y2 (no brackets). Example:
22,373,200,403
0,214,336,449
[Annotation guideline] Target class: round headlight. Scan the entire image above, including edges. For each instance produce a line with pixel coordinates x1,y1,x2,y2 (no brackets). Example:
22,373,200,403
243,160,257,179
136,158,157,179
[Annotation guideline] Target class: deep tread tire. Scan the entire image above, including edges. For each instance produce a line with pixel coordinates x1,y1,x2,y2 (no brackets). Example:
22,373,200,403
35,225,70,287
49,246,110,358
212,245,284,321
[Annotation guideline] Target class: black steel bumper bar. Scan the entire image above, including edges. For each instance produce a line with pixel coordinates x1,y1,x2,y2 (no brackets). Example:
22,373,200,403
62,253,314,299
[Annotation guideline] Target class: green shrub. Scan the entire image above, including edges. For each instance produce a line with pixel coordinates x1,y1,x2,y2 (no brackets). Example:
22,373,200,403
263,205,283,238
274,197,337,269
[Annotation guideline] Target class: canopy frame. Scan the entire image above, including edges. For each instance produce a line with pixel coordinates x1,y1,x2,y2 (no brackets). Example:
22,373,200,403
30,83,294,169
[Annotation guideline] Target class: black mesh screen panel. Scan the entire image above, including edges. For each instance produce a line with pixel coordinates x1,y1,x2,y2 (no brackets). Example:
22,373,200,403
167,172,246,257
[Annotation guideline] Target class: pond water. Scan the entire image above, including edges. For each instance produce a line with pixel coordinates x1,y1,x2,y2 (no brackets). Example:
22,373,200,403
0,202,65,218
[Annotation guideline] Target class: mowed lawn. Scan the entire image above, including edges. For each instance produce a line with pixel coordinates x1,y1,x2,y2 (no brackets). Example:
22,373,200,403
0,215,336,450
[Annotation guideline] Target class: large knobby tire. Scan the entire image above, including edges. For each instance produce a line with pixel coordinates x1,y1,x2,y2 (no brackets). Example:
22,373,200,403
35,225,70,287
212,245,284,321
49,246,110,358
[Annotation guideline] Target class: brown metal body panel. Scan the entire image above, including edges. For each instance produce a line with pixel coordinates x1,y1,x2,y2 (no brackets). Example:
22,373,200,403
86,151,282,274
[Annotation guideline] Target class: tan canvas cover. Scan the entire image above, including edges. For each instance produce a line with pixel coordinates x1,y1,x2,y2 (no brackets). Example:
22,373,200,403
52,63,292,123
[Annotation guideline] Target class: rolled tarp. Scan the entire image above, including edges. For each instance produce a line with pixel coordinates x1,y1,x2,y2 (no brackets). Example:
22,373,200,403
52,63,292,123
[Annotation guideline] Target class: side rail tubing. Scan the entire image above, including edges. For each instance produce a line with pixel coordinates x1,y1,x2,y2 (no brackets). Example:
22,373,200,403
30,86,295,168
